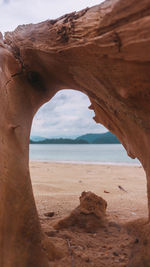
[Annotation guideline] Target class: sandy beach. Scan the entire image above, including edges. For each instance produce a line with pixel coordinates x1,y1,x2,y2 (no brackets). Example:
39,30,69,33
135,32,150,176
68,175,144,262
30,162,147,222
30,162,148,266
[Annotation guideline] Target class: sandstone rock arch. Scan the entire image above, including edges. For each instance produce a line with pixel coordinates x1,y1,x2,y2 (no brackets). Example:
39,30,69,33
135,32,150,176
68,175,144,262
1,0,150,265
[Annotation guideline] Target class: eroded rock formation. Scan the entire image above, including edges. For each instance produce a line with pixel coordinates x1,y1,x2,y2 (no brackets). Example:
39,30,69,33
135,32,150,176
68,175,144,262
1,0,150,266
55,191,107,232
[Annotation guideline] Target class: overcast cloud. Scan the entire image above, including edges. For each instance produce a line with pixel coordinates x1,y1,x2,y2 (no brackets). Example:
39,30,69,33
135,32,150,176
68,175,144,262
0,0,107,138
0,0,104,33
31,90,106,138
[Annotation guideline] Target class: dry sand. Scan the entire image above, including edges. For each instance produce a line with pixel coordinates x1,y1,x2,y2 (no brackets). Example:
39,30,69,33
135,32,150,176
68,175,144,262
30,162,148,266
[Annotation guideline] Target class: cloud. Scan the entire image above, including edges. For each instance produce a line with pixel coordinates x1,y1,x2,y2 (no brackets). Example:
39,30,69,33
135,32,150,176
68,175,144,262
1,0,10,4
0,0,104,33
31,90,107,138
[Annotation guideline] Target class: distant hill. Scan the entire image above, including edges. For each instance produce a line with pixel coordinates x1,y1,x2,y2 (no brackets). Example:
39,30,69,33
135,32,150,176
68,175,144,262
76,132,120,144
30,136,46,142
76,133,101,143
30,138,88,144
30,132,120,144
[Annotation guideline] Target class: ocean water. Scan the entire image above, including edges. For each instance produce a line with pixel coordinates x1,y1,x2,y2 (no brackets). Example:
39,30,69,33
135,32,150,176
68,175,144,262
29,144,140,165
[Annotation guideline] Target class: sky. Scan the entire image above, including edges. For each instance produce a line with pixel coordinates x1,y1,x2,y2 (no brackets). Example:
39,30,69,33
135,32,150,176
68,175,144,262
32,90,107,138
0,0,107,138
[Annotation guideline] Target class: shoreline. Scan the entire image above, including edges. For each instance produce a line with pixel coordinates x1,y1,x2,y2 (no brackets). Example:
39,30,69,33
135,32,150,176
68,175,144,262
30,160,141,167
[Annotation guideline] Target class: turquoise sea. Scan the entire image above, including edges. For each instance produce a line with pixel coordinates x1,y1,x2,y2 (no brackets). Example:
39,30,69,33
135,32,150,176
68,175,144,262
29,144,140,165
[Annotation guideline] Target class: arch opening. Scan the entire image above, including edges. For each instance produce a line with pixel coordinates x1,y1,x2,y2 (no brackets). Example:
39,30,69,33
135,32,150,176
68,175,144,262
30,89,140,165
29,89,147,266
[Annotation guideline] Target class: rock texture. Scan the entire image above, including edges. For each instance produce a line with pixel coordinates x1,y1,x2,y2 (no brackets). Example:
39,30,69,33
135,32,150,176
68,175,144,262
55,191,107,232
1,0,150,266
